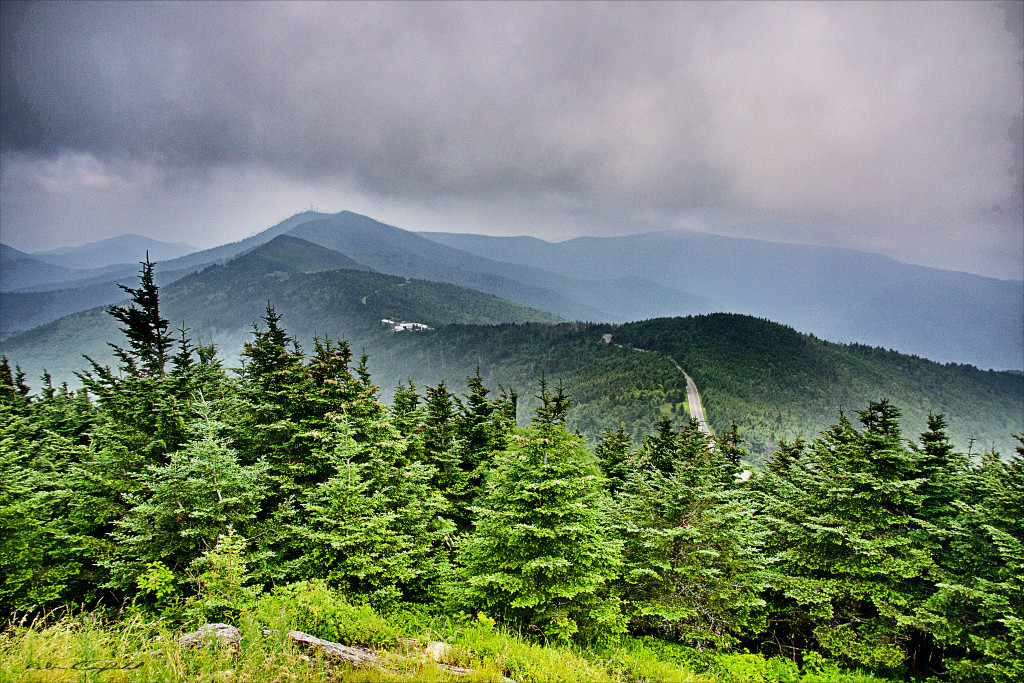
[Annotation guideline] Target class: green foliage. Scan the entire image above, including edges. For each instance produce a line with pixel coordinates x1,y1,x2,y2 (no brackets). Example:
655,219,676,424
918,438,1024,682
289,417,454,603
254,580,398,648
0,266,1020,680
107,398,268,592
454,418,625,643
614,420,767,647
0,405,82,613
610,315,1023,461
754,401,933,671
184,526,262,625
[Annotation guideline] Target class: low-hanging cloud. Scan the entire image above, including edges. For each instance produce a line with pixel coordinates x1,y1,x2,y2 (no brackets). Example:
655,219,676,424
1,1,1021,278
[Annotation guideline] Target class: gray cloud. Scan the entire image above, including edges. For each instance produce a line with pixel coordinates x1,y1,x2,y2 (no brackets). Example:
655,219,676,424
1,1,1021,279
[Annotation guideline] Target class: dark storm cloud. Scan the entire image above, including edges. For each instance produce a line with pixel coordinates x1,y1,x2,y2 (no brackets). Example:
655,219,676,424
1,1,1021,278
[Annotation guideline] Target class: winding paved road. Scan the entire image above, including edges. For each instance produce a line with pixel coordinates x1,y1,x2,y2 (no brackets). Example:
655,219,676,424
603,333,713,438
681,370,712,438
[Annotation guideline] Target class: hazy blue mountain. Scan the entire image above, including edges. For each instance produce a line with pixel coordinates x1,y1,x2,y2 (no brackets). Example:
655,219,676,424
1,281,128,339
0,235,369,339
0,212,337,331
286,211,716,321
2,242,171,294
153,210,331,271
1,243,85,291
7,209,1020,370
0,263,216,338
225,234,370,275
422,230,1024,370
0,234,562,385
2,230,1017,458
31,233,198,270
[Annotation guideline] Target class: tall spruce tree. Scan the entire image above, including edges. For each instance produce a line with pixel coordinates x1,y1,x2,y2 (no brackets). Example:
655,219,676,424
106,255,172,378
616,418,766,646
920,438,1024,682
108,398,268,594
454,381,624,643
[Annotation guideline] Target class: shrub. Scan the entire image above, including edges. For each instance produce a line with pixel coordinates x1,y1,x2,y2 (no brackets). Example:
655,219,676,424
253,580,397,648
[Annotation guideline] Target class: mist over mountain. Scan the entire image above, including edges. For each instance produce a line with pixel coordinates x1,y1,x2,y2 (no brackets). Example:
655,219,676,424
31,233,197,270
2,217,1020,460
1,243,85,291
3,209,1021,371
0,234,563,383
422,230,1024,370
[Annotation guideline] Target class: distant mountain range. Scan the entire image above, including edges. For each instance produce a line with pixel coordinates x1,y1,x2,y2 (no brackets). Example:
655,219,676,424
1,222,1019,458
421,230,1024,371
0,234,562,384
2,209,1022,371
0,235,197,291
31,233,198,270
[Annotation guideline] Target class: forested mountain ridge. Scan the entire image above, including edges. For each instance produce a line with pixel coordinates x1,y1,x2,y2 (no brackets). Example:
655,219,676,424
0,236,563,384
286,212,713,322
13,209,1019,373
362,316,1023,461
0,243,90,291
422,229,1024,370
1,237,1020,458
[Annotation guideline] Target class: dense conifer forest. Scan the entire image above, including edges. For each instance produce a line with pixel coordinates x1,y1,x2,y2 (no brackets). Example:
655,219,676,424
1,262,1021,682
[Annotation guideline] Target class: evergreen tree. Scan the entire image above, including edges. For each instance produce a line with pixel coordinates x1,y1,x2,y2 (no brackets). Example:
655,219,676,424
108,399,268,594
920,438,1024,682
0,403,84,612
291,418,453,603
422,381,465,499
234,305,309,493
755,401,931,670
106,255,172,378
595,424,634,493
390,380,425,461
640,418,678,474
455,387,624,643
616,420,766,647
914,413,969,525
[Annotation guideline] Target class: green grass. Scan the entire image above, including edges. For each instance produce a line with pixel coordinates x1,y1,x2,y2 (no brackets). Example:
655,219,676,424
0,586,903,683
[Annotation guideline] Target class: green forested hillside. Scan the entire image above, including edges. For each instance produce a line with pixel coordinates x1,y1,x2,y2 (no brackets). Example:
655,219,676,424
0,241,563,384
2,240,1020,460
607,315,1023,460
364,322,692,441
2,298,1019,461
2,267,1021,682
356,316,1021,460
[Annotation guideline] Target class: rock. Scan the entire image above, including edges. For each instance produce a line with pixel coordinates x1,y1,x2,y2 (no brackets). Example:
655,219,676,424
424,640,452,662
178,623,242,649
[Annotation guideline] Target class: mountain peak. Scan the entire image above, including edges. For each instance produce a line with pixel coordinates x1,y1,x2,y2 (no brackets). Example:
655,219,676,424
230,234,369,275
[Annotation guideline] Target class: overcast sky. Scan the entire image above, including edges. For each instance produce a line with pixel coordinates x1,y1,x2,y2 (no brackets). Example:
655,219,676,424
2,1,1022,280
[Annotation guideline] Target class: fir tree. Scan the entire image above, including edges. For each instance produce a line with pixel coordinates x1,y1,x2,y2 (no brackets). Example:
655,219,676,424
0,404,84,612
106,255,172,378
291,417,452,602
108,398,268,593
616,419,766,646
755,400,931,670
595,423,634,493
455,390,624,643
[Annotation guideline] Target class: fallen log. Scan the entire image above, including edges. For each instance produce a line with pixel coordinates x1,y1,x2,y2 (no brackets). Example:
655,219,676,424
285,630,383,669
